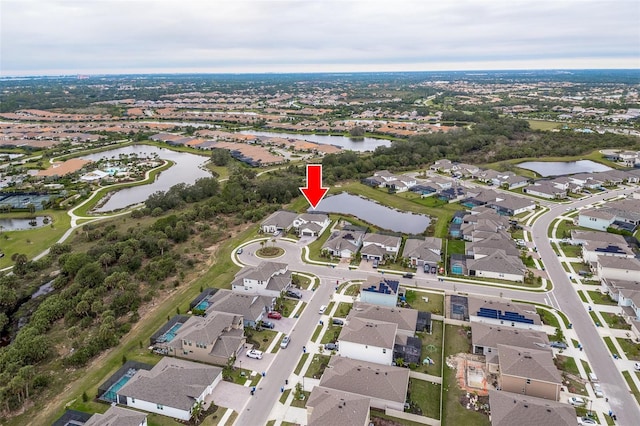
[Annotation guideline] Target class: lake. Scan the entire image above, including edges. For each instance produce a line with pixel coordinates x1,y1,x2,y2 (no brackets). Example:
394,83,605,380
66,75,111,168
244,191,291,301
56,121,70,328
311,192,430,234
0,216,49,231
81,145,211,212
517,160,612,177
239,130,392,152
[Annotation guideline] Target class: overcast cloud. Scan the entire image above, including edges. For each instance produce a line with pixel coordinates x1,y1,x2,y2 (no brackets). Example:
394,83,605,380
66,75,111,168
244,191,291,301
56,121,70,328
1,0,639,75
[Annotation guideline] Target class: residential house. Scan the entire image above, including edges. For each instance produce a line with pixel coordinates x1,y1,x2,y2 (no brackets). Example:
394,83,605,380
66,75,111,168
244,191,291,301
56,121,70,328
307,386,371,426
601,278,640,303
497,344,562,401
468,298,542,330
348,301,425,335
451,163,480,178
85,406,148,426
466,251,527,282
581,239,635,263
426,176,452,190
430,159,453,173
260,210,298,234
231,261,291,297
578,199,640,233
523,181,567,199
318,357,410,411
500,174,529,190
618,289,640,322
152,311,245,366
402,237,442,272
361,234,402,261
293,213,331,237
338,318,397,365
118,357,223,421
207,290,274,328
52,410,93,426
488,194,536,216
322,229,365,258
596,257,640,281
471,323,550,358
488,390,577,426
360,276,401,307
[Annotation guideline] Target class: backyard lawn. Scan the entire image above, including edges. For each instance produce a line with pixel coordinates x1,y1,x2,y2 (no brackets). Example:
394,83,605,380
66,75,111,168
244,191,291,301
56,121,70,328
408,379,441,419
415,320,443,376
405,290,444,315
304,354,331,379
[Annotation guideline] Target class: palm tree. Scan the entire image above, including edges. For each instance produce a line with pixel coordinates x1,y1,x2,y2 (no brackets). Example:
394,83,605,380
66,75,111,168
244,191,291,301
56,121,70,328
191,400,205,424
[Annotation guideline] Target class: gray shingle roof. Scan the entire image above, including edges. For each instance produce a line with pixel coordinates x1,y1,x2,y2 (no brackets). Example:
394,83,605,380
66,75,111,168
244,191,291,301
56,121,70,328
488,390,576,426
467,251,526,276
319,357,409,404
598,256,640,271
207,290,273,321
348,302,418,334
339,317,397,348
118,357,222,411
307,386,370,426
498,344,562,384
85,406,147,426
402,237,442,261
471,323,550,352
261,210,298,229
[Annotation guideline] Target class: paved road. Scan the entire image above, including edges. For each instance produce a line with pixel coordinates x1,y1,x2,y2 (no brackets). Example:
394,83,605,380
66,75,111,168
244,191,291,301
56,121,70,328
235,273,335,426
531,187,640,423
234,238,549,425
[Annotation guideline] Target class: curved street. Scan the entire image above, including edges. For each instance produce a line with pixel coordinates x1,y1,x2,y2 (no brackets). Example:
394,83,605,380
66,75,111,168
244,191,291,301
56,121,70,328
531,186,640,423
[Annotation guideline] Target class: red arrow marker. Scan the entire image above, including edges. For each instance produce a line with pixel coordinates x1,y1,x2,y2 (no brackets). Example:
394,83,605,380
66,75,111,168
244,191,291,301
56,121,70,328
300,164,329,209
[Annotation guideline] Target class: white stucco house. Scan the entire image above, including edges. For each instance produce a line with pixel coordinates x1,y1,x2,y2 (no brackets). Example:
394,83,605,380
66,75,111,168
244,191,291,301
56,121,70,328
230,261,291,297
361,233,402,261
293,213,331,237
117,357,222,421
338,318,397,365
597,256,640,281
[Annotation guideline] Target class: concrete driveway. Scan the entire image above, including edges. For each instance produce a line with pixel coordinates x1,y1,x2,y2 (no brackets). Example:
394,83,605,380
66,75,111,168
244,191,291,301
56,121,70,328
235,351,276,372
207,381,251,412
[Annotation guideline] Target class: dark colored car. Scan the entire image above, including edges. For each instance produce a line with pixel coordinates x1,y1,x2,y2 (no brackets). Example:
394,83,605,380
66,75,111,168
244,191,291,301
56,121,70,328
549,341,568,349
286,290,302,299
261,321,275,329
332,318,344,326
324,343,339,351
267,311,282,320
403,273,414,279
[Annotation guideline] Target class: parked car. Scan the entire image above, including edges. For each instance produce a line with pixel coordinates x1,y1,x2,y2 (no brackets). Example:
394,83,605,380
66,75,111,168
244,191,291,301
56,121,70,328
332,318,344,325
550,341,568,349
569,396,586,406
372,259,379,268
402,273,414,279
273,230,281,236
324,343,338,351
634,362,640,371
236,248,243,254
318,305,327,314
267,311,282,320
280,335,291,349
246,349,263,359
286,289,302,299
260,321,275,329
593,383,604,398
578,417,597,425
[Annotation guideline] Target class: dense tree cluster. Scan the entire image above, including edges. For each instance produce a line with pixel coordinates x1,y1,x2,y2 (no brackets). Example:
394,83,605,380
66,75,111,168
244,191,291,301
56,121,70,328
320,114,639,183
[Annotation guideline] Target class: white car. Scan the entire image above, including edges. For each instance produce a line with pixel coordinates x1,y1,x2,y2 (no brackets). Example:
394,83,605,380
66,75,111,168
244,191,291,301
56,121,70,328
593,384,604,398
634,362,640,371
569,396,585,406
280,335,291,349
578,417,597,425
246,349,263,359
318,305,327,314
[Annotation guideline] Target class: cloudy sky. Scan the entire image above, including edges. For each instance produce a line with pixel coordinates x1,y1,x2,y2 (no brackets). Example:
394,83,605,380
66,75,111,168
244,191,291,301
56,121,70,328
2,0,639,76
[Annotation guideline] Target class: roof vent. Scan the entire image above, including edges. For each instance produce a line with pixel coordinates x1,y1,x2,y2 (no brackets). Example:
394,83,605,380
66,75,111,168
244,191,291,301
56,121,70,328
523,404,528,408
546,409,551,413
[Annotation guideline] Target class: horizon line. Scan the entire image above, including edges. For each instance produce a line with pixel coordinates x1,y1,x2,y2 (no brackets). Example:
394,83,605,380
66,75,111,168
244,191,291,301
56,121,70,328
2,67,640,79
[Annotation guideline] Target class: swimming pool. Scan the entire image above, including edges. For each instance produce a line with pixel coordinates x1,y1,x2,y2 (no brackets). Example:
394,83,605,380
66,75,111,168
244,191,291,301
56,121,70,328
102,368,137,402
195,299,209,311
158,322,183,343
